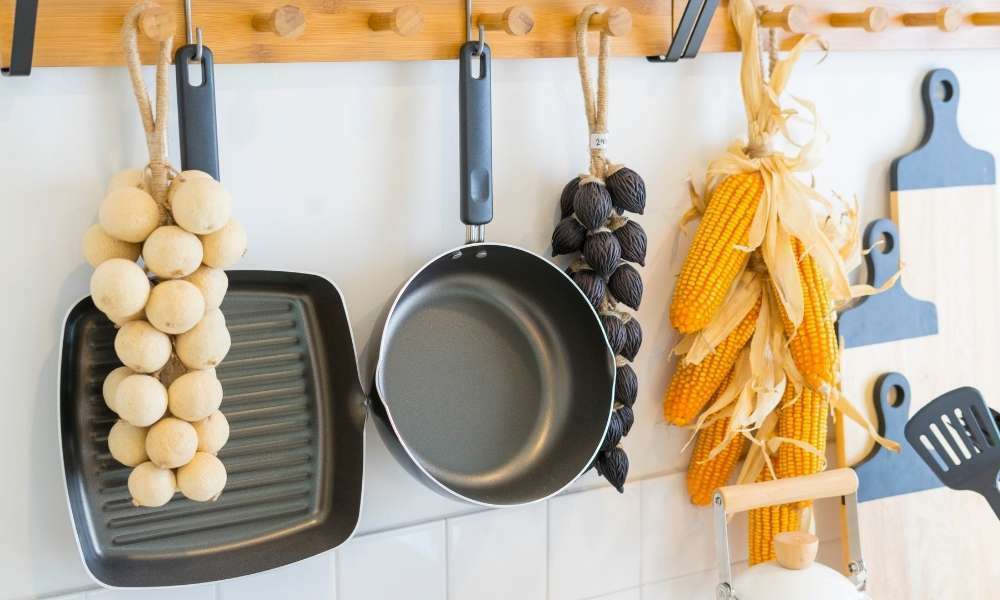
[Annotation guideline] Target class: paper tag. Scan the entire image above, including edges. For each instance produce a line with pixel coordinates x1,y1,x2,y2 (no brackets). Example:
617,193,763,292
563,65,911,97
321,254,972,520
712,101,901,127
590,133,608,151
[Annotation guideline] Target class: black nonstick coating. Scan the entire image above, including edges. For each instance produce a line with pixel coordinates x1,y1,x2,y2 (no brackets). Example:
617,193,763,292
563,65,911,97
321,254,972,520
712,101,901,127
59,271,366,587
374,244,616,506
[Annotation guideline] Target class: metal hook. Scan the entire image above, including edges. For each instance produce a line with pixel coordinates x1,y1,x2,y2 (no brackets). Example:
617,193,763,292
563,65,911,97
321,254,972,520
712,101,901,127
183,0,205,62
465,0,486,55
475,23,486,56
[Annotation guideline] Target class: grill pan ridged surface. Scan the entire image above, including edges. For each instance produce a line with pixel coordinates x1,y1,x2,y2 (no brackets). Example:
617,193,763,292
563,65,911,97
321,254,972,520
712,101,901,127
60,271,365,588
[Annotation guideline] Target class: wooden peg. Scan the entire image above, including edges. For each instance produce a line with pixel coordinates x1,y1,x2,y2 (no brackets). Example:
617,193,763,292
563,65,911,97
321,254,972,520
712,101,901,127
477,6,535,36
759,5,808,33
252,5,307,38
829,7,889,32
137,5,176,42
901,7,961,32
368,5,424,36
970,12,1000,26
588,6,632,37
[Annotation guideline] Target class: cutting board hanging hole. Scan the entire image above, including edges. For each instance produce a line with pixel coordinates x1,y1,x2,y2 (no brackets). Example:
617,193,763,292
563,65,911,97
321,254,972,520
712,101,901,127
886,384,903,408
853,372,943,502
837,218,938,348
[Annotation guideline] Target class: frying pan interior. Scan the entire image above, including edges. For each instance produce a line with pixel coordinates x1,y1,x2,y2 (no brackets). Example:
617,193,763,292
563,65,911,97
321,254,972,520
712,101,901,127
376,244,615,506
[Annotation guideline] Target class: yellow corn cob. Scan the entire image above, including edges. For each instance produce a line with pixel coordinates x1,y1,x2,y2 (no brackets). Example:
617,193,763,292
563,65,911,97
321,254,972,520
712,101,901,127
663,297,760,426
777,386,829,488
748,459,807,565
670,172,763,333
782,238,839,392
686,407,747,506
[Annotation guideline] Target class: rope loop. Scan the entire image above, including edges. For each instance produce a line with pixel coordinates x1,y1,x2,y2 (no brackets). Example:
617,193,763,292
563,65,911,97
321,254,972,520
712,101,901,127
121,1,174,210
576,5,612,180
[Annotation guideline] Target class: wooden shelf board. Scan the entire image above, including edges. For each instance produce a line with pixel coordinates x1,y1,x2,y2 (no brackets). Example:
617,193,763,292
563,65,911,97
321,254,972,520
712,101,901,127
0,1,670,67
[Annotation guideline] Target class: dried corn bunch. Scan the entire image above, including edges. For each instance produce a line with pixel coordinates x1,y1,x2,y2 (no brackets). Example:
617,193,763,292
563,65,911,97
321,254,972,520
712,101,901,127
777,387,829,493
685,371,750,505
748,457,807,565
664,296,760,426
670,171,763,334
551,7,648,493
662,0,900,566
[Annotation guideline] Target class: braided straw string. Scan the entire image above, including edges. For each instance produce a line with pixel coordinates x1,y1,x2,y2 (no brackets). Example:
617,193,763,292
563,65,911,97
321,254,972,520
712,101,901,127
575,5,612,181
121,1,174,213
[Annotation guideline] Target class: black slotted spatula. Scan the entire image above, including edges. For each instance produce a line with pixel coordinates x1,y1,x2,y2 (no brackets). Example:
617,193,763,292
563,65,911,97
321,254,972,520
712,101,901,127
905,387,1000,519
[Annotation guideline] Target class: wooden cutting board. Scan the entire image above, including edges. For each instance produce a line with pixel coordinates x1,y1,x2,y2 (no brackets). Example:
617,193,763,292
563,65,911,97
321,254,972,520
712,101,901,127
838,69,1000,599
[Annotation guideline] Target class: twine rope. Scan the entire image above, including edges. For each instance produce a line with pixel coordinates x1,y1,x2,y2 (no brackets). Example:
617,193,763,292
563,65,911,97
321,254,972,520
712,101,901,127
121,1,174,210
576,5,612,180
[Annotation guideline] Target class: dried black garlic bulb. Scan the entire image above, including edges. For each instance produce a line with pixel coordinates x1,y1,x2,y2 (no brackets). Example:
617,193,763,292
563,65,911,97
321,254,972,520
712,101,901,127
573,181,613,231
617,405,635,436
569,269,606,308
615,363,638,407
600,410,625,453
560,177,581,218
608,263,643,310
596,447,629,493
607,167,646,215
600,313,626,355
620,317,642,362
552,217,587,256
613,219,647,266
583,231,621,278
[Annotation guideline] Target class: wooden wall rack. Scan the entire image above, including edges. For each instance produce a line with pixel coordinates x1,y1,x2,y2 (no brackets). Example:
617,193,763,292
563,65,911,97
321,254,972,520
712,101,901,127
675,1,1000,56
3,1,1000,72
0,1,669,69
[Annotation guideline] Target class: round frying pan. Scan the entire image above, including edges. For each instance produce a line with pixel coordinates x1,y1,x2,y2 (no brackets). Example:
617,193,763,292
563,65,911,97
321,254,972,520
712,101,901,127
371,42,616,507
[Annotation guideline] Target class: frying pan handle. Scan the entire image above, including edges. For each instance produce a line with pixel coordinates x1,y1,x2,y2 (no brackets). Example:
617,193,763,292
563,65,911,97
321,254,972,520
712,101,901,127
716,468,859,515
459,42,493,229
175,44,221,180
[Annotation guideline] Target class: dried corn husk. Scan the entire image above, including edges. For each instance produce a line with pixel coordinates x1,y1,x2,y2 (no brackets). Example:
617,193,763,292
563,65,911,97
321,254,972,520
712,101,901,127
670,0,902,494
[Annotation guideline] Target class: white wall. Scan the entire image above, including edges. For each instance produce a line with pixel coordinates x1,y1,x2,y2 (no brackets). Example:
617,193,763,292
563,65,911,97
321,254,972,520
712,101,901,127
4,48,1000,599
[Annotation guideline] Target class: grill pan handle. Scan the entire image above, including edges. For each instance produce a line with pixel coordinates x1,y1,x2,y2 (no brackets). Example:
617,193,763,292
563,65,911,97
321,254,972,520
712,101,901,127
175,44,221,180
459,42,493,232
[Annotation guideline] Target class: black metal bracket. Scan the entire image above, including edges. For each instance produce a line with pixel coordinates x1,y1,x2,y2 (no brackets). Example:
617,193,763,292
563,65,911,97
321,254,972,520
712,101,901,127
647,0,720,63
3,0,39,76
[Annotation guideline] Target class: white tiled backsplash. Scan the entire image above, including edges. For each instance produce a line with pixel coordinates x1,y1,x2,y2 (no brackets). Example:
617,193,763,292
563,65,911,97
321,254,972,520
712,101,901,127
45,472,841,600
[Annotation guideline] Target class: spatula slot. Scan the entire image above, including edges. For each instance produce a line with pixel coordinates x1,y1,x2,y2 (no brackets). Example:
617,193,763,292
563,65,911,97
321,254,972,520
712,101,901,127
928,422,961,467
918,434,950,474
941,414,973,461
954,408,986,455
966,404,997,448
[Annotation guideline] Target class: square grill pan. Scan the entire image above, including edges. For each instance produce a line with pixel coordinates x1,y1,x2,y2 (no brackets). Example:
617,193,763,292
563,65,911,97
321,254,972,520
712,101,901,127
59,271,366,588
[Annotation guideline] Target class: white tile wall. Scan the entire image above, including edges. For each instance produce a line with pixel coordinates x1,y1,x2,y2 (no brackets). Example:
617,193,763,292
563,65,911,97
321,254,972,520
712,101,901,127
640,473,715,584
640,569,718,599
217,551,336,600
447,502,548,600
85,586,216,600
336,521,447,600
43,473,846,600
589,589,641,600
548,482,641,600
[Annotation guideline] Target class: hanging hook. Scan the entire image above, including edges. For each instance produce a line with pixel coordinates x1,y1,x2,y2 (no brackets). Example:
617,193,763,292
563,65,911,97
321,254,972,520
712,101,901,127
183,0,205,61
465,0,486,55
